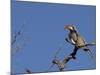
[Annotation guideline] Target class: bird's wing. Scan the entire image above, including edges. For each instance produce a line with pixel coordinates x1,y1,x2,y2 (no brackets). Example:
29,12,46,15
76,35,86,47
69,32,78,44
70,38,76,44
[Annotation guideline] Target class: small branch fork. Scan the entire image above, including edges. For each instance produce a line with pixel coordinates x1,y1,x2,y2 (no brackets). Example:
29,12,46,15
11,69,33,75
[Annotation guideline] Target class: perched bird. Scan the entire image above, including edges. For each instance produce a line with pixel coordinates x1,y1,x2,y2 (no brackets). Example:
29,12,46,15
64,25,93,59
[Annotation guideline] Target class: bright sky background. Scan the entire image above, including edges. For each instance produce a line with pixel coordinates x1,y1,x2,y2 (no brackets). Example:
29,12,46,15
11,1,96,74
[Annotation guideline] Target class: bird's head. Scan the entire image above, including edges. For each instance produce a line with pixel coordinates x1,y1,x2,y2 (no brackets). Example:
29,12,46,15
64,25,76,31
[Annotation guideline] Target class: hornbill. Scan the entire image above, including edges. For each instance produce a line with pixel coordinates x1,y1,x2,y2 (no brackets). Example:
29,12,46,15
64,25,94,59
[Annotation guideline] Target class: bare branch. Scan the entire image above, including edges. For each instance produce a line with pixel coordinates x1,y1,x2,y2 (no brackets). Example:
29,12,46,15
52,59,65,71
